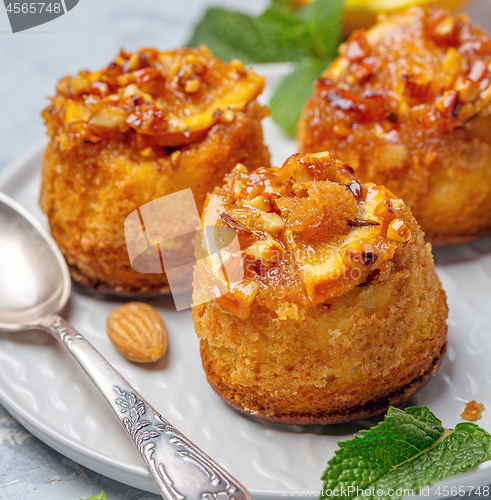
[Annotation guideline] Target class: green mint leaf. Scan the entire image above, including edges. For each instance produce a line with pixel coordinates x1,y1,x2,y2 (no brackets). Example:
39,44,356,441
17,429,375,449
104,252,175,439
270,57,329,136
188,6,311,64
301,0,344,59
84,493,107,500
321,407,491,500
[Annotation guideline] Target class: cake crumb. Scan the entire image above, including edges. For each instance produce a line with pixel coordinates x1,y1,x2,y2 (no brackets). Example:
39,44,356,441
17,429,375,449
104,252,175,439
461,401,484,421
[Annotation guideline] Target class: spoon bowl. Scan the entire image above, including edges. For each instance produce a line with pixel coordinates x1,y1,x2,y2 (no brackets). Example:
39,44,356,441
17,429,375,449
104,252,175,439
0,191,250,500
0,192,69,327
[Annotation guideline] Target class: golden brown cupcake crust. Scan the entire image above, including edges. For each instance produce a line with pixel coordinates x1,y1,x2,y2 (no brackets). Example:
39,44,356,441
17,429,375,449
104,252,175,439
40,46,271,294
193,153,448,424
299,5,491,245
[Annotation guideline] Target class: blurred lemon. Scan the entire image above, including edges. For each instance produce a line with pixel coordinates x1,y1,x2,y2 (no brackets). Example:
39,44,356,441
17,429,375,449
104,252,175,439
344,0,469,35
290,0,469,37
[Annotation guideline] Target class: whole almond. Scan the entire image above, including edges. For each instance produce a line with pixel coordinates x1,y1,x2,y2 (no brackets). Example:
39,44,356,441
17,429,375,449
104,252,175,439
107,302,168,363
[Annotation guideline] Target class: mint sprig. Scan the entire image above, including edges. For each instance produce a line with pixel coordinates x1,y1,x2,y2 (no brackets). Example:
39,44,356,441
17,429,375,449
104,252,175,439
270,57,330,136
188,1,312,64
188,0,344,135
321,406,491,499
300,0,344,59
81,492,107,500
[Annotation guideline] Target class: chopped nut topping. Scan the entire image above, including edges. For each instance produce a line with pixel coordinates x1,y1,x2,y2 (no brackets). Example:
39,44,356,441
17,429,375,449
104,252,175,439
170,150,181,163
347,219,380,227
435,90,461,117
387,219,410,242
233,163,248,174
347,180,363,201
230,59,247,76
442,48,467,78
257,213,284,233
88,107,128,132
140,147,155,157
220,213,251,233
232,179,244,197
455,77,481,103
168,117,189,133
205,152,408,310
433,16,457,44
402,74,432,100
68,75,90,97
345,33,369,61
342,241,378,270
291,183,308,198
89,81,110,98
221,109,235,123
244,195,271,212
44,46,265,149
374,199,394,220
305,4,491,144
469,60,487,82
184,78,201,93
245,237,284,263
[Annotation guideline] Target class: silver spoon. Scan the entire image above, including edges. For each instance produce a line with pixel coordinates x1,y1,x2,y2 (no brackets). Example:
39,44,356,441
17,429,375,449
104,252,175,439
0,191,251,500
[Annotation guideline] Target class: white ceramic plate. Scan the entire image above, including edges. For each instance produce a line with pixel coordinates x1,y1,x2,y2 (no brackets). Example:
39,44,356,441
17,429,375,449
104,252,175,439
0,63,491,499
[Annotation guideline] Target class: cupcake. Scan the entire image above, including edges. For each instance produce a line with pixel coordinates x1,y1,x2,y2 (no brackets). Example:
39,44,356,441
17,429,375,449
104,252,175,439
299,5,491,246
40,45,270,296
193,152,448,424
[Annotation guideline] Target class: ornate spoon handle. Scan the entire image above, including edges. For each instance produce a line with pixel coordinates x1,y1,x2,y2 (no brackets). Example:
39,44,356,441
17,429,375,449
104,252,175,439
38,314,251,500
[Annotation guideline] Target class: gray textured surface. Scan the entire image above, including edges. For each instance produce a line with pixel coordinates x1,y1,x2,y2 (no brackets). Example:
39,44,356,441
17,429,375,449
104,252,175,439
1,0,491,499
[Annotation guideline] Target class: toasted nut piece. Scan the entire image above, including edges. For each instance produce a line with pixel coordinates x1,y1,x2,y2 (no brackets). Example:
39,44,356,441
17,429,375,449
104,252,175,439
374,199,394,221
245,185,261,199
435,90,461,117
88,107,128,132
257,212,284,233
230,59,247,76
107,302,168,363
65,101,88,123
244,195,271,212
170,150,181,163
232,179,244,196
468,60,487,82
140,147,155,157
184,78,201,93
246,237,284,263
168,117,189,133
433,17,457,43
387,219,410,242
68,75,90,97
128,52,146,71
123,84,140,97
455,77,481,103
347,180,363,201
122,84,154,103
221,109,235,122
399,101,409,115
341,241,377,270
345,34,368,61
443,48,467,78
276,162,295,185
402,75,431,100
328,57,350,79
291,183,308,198
233,163,248,174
